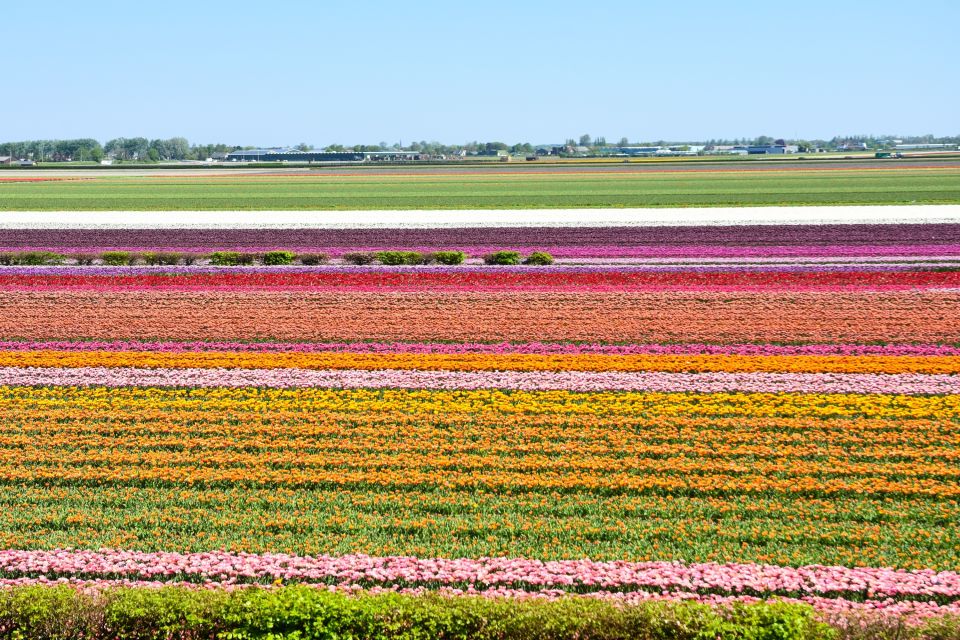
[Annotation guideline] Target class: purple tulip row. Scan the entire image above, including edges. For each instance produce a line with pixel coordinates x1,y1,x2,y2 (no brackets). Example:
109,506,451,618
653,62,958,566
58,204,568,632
2,366,957,394
2,223,958,249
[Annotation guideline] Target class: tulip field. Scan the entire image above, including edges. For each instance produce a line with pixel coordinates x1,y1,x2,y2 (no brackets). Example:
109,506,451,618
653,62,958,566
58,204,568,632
0,218,959,635
2,161,960,209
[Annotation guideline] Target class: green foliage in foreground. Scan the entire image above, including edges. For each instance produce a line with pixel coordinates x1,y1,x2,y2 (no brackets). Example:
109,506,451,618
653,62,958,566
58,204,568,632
1,167,958,209
0,584,863,640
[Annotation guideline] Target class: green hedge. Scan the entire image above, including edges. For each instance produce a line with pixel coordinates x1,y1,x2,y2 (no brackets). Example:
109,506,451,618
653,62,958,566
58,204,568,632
208,251,257,266
342,251,376,265
298,252,331,265
100,251,132,266
3,585,959,639
375,250,425,265
0,584,886,640
0,251,66,266
431,250,466,265
262,250,296,266
0,248,557,267
484,250,522,265
138,251,183,266
523,251,555,265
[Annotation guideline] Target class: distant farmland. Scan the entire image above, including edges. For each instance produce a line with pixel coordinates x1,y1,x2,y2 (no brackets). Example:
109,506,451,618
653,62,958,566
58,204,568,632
1,163,959,210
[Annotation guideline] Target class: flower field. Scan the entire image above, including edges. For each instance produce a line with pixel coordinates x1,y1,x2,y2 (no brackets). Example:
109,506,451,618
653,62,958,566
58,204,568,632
0,220,958,631
2,162,959,209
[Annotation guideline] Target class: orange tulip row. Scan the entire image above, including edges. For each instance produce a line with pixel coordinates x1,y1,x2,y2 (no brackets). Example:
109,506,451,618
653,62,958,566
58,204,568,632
2,386,957,500
4,386,958,420
3,350,959,374
1,290,958,342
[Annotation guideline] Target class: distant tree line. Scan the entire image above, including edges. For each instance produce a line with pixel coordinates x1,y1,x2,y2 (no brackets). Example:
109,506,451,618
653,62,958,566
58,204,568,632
2,133,958,163
0,139,104,162
0,138,239,162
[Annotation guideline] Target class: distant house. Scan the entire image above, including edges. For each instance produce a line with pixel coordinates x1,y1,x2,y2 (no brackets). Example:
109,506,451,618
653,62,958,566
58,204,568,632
704,145,748,155
0,156,13,165
894,143,959,151
226,148,365,162
836,142,869,151
747,145,798,154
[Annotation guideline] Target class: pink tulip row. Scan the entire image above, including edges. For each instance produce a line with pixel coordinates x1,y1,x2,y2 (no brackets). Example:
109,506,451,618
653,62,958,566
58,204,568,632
3,340,959,356
1,366,956,394
1,550,958,606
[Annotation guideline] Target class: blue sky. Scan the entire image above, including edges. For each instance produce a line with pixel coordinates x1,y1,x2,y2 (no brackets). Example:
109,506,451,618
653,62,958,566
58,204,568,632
3,0,957,145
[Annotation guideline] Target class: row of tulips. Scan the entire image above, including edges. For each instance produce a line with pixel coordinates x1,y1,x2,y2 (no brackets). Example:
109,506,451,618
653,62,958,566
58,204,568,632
1,268,960,291
7,408,954,453
1,483,955,570
2,340,958,356
6,386,956,421
4,386,958,499
2,367,957,394
2,290,958,343
3,223,958,249
1,555,959,626
5,350,960,374
1,550,957,603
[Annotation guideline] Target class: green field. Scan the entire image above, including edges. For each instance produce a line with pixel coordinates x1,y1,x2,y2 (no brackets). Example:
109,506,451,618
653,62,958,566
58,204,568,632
3,486,954,569
2,165,959,209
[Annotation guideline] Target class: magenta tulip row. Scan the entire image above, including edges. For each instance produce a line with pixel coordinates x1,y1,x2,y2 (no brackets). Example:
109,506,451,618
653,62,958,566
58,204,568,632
10,284,954,293
3,340,958,356
2,366,957,394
